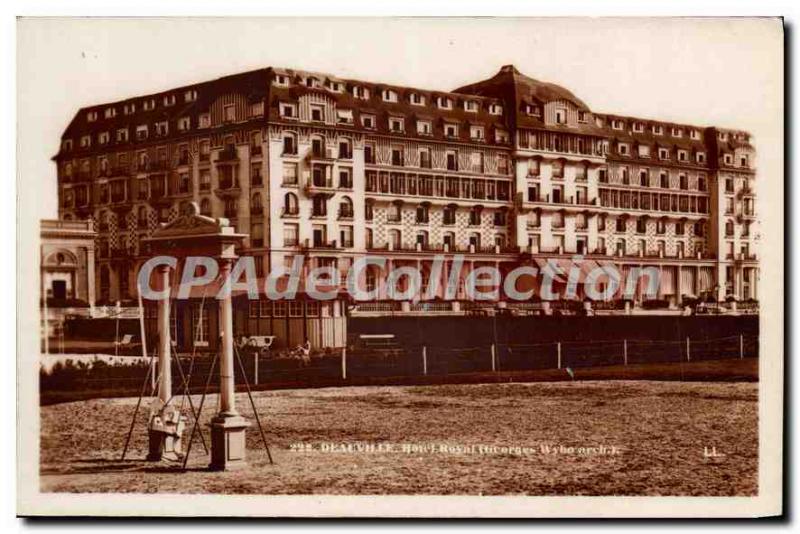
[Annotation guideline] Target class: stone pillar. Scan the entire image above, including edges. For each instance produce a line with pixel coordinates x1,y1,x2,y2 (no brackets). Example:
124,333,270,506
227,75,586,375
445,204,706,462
86,245,96,313
209,258,250,471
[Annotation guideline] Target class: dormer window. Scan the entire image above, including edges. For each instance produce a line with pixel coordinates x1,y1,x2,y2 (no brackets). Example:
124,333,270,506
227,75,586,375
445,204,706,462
637,144,650,158
495,129,510,144
611,119,624,130
696,151,706,163
652,125,663,135
310,105,324,122
178,116,191,131
328,80,343,93
336,109,353,124
618,142,629,156
99,132,110,145
136,125,148,140
155,121,168,136
437,96,452,110
123,103,136,115
304,76,320,88
273,74,289,87
525,104,540,116
577,110,588,123
724,154,733,165
382,89,398,102
163,95,176,107
718,132,728,141
223,104,236,123
250,102,264,117
672,127,682,137
198,113,211,128
464,100,478,113
633,122,644,133
417,120,432,135
470,125,485,140
184,90,197,102
677,149,688,162
555,109,567,124
352,85,369,100
104,107,116,119
116,128,128,142
488,103,503,115
389,117,405,133
690,130,700,140
279,102,297,119
61,139,73,152
740,155,749,167
86,111,98,122
444,123,458,138
410,92,425,106
361,114,376,129
143,99,156,111
658,147,670,160
80,135,91,148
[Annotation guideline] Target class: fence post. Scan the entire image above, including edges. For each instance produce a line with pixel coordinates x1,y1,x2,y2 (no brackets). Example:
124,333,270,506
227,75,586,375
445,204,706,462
342,347,347,380
623,339,628,366
740,335,744,359
557,342,562,369
491,344,497,372
686,337,691,362
422,346,428,376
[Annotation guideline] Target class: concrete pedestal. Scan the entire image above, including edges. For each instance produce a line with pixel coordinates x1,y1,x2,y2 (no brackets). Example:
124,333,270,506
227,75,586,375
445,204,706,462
208,414,251,471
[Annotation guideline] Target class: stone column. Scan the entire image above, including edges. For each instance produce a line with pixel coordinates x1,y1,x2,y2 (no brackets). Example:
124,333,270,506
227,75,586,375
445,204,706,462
209,257,250,471
147,263,184,461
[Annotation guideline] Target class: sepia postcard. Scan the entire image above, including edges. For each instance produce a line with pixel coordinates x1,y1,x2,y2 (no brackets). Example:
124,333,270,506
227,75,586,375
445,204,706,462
16,16,784,518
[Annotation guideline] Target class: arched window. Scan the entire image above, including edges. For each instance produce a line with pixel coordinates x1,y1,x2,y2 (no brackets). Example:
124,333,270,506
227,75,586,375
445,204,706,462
339,196,353,219
365,228,374,249
469,205,482,226
310,135,325,158
282,132,297,155
388,229,402,250
338,137,353,159
251,193,263,214
416,230,429,248
443,204,457,225
469,232,481,249
199,198,211,216
284,192,298,215
416,203,429,223
443,231,456,250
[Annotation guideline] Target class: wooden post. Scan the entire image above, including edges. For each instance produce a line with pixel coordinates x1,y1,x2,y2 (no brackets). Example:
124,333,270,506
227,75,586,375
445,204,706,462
491,344,497,372
686,336,691,362
557,342,562,369
740,335,744,359
254,352,259,385
623,339,628,366
422,346,428,376
342,347,347,380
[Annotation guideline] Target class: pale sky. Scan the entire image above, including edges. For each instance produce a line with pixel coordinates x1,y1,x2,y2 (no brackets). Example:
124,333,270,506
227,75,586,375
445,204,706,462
17,17,783,220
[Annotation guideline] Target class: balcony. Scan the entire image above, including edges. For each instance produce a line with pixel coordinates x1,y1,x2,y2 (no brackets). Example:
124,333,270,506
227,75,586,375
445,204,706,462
305,176,336,197
338,208,354,220
307,147,336,164
216,146,239,164
214,180,241,199
303,238,339,250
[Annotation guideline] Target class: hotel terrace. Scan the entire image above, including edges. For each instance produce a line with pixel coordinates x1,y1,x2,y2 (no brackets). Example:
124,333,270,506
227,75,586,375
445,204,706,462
53,65,758,316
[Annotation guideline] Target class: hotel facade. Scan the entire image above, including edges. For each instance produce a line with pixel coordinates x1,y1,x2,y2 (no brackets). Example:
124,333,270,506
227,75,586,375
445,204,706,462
53,65,758,314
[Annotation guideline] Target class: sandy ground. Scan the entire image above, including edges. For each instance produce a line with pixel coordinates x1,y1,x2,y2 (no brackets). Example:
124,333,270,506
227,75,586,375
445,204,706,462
39,380,757,496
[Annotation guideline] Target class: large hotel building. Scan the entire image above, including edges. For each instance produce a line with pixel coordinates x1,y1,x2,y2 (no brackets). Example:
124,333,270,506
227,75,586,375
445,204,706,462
53,65,758,312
